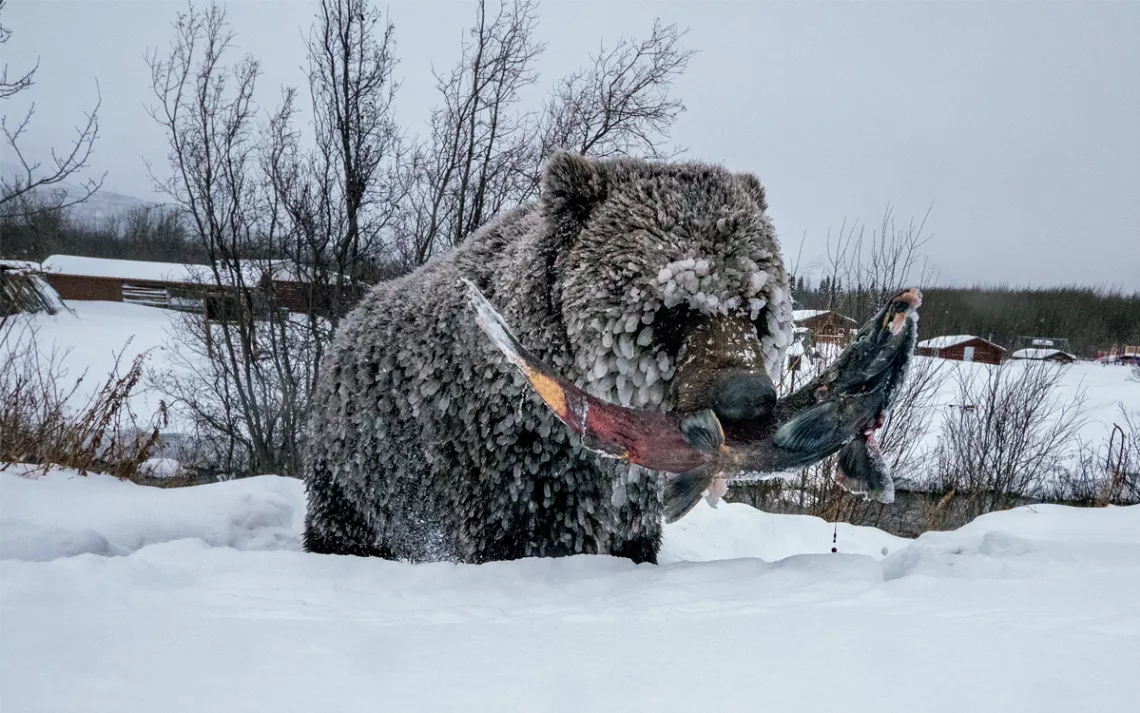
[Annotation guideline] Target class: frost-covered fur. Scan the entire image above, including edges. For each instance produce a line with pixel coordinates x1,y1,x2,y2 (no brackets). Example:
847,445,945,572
304,153,792,564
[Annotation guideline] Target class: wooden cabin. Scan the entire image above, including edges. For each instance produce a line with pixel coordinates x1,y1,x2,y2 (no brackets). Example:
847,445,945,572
916,335,1006,365
792,309,857,345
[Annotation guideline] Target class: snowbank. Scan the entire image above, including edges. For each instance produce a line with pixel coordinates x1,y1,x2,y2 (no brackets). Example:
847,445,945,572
2,468,1138,712
0,467,301,560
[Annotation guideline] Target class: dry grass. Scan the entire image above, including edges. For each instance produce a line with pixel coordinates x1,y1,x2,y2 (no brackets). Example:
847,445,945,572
0,315,167,479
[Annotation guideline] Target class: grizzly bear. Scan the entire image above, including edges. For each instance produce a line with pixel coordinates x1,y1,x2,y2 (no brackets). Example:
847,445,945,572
304,152,793,564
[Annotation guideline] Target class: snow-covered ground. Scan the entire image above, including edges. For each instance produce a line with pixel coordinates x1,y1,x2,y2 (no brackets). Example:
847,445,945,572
2,467,1138,712
11,300,177,423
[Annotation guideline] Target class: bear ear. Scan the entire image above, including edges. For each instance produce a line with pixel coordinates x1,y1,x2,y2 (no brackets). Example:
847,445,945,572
737,173,769,213
541,151,607,225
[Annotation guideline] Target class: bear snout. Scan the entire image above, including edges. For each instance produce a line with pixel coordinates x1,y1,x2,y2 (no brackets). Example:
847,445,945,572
668,313,776,420
710,371,777,423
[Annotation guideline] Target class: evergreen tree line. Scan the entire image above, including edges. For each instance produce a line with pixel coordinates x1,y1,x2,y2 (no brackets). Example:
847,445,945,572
794,281,1140,358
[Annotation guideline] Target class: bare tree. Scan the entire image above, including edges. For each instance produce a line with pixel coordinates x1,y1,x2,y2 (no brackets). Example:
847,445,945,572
146,1,407,476
534,20,692,168
146,3,302,475
266,0,404,356
394,0,693,269
393,0,542,267
818,207,936,319
0,0,104,218
934,360,1085,519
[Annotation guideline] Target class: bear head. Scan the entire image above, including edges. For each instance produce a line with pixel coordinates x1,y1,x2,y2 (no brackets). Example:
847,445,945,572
542,151,794,426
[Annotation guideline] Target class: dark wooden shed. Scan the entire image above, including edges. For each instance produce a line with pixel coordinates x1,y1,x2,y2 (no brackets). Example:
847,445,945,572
39,255,360,318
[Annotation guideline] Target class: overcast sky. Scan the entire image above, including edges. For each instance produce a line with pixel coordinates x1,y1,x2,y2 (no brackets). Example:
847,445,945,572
4,0,1138,289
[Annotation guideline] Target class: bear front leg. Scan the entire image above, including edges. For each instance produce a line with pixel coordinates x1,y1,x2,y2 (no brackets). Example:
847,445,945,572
303,466,393,559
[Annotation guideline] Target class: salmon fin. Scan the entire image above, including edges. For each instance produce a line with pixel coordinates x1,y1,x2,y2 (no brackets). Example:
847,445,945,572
773,400,845,453
679,410,725,454
663,467,716,524
836,435,895,504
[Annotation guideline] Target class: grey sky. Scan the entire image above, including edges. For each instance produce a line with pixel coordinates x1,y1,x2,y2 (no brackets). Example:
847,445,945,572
4,0,1139,289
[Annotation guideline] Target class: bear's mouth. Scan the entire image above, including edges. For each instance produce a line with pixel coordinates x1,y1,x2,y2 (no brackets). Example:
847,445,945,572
601,303,779,425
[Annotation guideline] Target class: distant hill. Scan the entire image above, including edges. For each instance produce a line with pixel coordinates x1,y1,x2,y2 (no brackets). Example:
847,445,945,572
12,179,158,229
1,161,160,229
50,181,158,228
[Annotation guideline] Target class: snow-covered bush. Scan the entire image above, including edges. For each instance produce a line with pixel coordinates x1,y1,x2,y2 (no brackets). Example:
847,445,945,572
931,360,1085,520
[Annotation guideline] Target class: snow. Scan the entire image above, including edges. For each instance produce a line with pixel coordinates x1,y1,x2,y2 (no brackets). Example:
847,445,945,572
1010,347,1077,361
41,254,204,284
917,334,983,349
138,457,183,479
0,259,41,271
39,255,319,287
10,300,178,423
2,467,1138,712
0,466,300,559
792,308,831,321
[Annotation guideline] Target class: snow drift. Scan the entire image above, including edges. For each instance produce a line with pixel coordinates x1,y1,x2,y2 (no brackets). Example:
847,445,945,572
2,467,1138,713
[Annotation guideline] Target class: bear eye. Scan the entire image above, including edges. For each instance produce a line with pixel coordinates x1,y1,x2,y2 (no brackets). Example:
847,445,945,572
653,305,691,355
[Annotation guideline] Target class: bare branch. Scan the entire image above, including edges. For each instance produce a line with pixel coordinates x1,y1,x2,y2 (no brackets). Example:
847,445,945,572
0,1,104,220
537,20,693,167
0,0,37,100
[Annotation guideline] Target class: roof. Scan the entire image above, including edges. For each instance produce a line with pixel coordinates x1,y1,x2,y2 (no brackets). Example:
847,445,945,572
40,255,324,286
793,309,829,321
42,255,204,284
0,259,41,272
792,309,856,323
917,334,981,349
1011,348,1077,361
